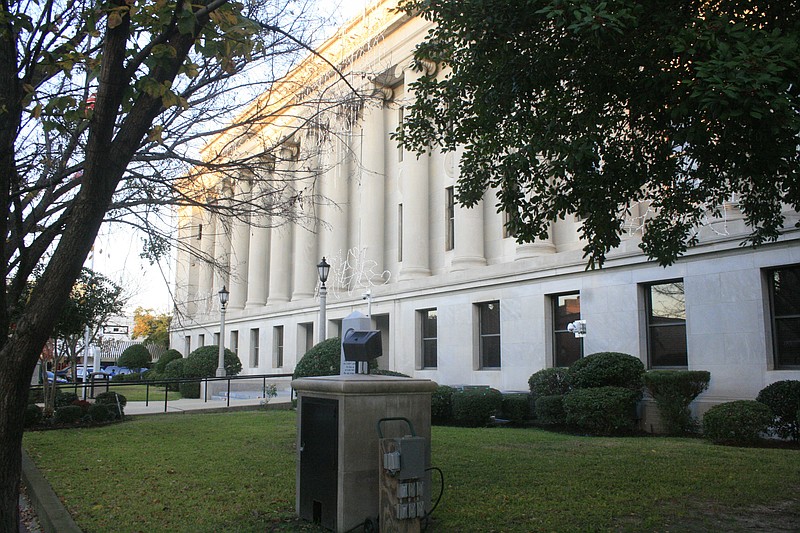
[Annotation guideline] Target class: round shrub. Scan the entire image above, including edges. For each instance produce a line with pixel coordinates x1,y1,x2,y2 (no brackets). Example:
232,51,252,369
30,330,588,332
501,393,532,424
118,343,152,371
535,395,566,425
451,388,502,427
756,380,800,441
179,382,201,399
293,337,342,379
563,386,640,435
28,388,44,404
567,352,645,392
94,391,127,408
703,400,773,445
184,346,242,378
431,385,456,425
54,390,79,408
88,403,114,423
370,369,411,377
528,368,571,401
154,349,183,374
53,405,83,425
643,370,711,435
24,404,43,428
71,399,92,414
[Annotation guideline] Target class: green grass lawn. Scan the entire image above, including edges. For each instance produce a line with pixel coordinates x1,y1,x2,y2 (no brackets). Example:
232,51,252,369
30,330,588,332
23,411,800,532
105,383,182,402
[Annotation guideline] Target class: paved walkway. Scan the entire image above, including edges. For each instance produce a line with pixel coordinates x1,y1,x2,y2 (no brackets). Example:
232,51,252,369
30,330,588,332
124,390,293,415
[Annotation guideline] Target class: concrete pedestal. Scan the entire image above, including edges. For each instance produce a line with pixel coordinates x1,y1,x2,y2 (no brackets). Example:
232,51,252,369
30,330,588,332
293,374,436,532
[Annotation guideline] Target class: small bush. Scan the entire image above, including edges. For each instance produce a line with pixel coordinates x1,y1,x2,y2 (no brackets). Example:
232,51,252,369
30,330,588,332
111,373,126,382
568,352,645,392
88,403,114,423
703,400,773,445
71,399,92,414
643,370,711,435
54,390,79,408
24,404,43,428
154,349,183,374
501,393,531,424
293,337,342,379
163,358,186,391
370,369,411,377
184,346,242,378
451,388,502,427
756,380,800,441
28,388,44,404
53,405,83,425
431,385,456,425
535,395,566,425
179,382,201,399
563,386,640,435
528,368,571,401
118,343,152,372
94,391,127,409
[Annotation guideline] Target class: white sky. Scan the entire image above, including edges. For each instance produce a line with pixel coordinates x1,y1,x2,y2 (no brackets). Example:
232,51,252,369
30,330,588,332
87,0,376,315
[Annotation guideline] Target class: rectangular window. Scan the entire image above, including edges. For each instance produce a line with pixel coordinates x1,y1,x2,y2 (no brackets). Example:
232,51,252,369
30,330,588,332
184,336,191,355
213,332,220,346
398,106,405,162
478,301,501,368
230,330,239,356
398,204,404,262
769,265,800,369
250,328,259,368
273,326,284,368
502,210,516,239
419,309,438,368
552,292,583,367
445,187,455,251
646,281,687,367
198,334,205,347
197,223,203,241
298,322,314,355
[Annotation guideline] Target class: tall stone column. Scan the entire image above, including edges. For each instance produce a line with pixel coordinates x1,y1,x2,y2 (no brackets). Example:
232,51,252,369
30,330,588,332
292,140,319,301
319,122,351,290
399,66,432,280
358,89,389,285
228,177,251,309
516,223,556,260
213,200,232,298
267,145,297,304
245,173,271,308
176,206,199,316
447,150,486,271
197,208,216,313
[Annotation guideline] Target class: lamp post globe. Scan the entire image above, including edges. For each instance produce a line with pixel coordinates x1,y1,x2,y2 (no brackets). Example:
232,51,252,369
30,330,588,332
317,257,330,343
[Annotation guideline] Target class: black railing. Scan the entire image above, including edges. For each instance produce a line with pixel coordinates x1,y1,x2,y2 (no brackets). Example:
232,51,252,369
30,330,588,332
30,373,295,413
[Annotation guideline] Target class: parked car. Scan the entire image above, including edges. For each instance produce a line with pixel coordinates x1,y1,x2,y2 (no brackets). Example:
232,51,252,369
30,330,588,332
45,371,68,383
75,366,110,381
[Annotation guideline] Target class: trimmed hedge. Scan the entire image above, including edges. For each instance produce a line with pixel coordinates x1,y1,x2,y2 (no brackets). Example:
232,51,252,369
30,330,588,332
88,403,114,423
563,386,640,435
53,405,83,424
293,337,342,378
535,395,566,425
94,391,127,418
54,390,79,408
756,380,800,441
643,370,710,435
24,404,43,428
451,388,502,427
185,345,242,378
118,343,152,371
528,368,571,401
431,385,456,425
154,349,183,374
501,393,532,424
567,352,644,392
703,400,773,445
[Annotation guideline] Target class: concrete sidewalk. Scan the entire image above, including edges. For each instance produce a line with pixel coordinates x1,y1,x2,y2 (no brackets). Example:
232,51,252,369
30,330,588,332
124,390,293,415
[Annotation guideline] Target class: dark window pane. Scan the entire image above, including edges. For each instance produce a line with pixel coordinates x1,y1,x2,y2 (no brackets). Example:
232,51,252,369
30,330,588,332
773,268,800,316
423,340,437,368
554,332,582,367
775,317,800,368
649,324,688,367
481,336,501,368
423,310,437,337
480,302,500,334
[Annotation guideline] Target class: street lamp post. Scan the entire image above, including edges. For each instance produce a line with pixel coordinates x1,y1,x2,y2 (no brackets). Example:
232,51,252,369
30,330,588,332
317,257,330,343
216,286,230,377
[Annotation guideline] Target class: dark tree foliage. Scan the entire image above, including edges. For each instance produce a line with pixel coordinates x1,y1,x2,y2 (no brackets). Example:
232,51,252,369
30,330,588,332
396,0,800,267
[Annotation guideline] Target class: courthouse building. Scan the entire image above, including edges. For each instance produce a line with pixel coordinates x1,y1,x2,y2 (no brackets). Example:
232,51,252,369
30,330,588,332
171,0,800,419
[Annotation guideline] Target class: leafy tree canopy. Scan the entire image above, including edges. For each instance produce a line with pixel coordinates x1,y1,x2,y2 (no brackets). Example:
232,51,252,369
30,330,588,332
132,307,171,347
396,0,800,267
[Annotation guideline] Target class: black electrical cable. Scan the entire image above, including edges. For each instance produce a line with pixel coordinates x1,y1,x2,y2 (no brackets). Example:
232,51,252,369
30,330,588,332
422,466,445,532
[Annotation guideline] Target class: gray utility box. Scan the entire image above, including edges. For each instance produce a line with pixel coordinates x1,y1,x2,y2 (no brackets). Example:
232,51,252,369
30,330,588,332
292,374,436,532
